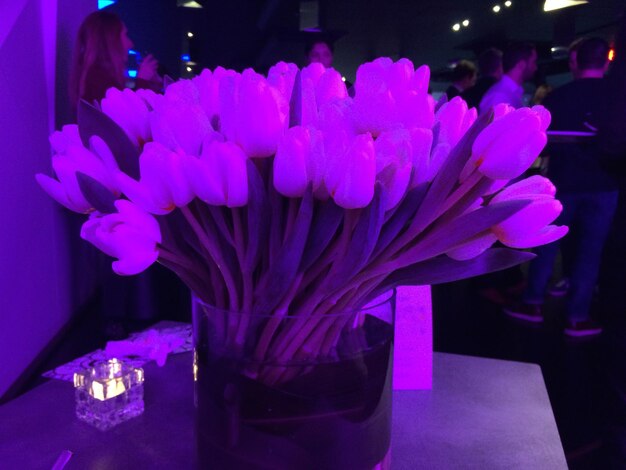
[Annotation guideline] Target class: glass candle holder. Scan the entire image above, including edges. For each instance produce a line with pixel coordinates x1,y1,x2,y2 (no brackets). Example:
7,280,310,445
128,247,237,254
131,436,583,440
73,358,144,431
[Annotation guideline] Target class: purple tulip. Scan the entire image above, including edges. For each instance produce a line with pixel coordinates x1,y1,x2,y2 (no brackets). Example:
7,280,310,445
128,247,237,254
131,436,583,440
327,133,376,209
116,142,194,214
491,175,568,249
461,107,549,182
150,80,212,156
101,88,153,147
353,58,434,136
375,129,413,209
185,137,248,207
36,125,118,213
274,126,313,198
80,200,161,275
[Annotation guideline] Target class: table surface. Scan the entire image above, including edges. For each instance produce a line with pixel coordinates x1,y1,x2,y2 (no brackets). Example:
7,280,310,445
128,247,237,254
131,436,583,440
0,352,567,470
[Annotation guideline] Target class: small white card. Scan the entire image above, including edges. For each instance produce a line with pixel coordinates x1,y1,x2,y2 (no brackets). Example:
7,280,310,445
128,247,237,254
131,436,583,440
393,285,433,390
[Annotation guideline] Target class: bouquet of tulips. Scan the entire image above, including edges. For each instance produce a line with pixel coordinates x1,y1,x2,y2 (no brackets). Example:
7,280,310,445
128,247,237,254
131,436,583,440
37,58,566,371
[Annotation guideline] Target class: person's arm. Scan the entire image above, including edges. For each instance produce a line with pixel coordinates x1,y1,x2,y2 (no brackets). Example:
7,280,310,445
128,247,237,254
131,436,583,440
135,54,162,93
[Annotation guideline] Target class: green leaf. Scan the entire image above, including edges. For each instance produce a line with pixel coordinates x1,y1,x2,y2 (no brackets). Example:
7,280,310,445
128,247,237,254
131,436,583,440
288,70,303,128
328,184,386,284
369,248,535,299
402,199,531,264
411,109,493,234
77,100,140,180
75,172,117,214
193,202,240,287
245,159,270,270
300,199,344,271
254,186,314,315
372,183,428,259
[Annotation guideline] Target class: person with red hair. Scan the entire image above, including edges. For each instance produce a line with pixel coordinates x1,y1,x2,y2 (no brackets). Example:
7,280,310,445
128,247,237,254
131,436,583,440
69,10,160,112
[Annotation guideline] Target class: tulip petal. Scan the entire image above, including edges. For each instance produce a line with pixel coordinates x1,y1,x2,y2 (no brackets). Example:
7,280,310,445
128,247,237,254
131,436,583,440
500,225,569,249
274,126,310,197
36,173,88,213
491,175,556,203
332,134,376,208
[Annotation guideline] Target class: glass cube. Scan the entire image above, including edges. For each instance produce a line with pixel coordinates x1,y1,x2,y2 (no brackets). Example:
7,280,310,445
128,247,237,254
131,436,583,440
73,358,144,431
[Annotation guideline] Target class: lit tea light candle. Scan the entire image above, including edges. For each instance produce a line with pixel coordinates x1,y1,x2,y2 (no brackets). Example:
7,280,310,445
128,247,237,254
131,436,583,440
73,358,145,430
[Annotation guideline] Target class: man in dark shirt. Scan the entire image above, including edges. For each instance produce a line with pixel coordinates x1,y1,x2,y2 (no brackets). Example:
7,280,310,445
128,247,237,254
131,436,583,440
461,48,503,109
504,37,617,337
445,60,477,100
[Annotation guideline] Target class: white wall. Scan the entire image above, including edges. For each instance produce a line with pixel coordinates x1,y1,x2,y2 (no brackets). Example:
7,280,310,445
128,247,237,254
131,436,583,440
0,0,95,398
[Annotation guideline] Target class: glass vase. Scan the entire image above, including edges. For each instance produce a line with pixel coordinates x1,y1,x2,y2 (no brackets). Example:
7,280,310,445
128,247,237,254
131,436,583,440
192,290,396,469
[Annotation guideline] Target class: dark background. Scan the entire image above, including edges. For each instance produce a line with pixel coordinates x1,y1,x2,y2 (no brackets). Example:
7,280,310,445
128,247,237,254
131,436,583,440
107,0,623,87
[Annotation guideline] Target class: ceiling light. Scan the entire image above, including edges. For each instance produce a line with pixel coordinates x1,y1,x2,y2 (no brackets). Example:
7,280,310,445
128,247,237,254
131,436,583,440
179,0,203,8
543,0,588,12
462,19,470,27
504,0,512,6
493,5,501,13
187,32,194,38
452,23,461,32
98,0,116,9
186,66,192,72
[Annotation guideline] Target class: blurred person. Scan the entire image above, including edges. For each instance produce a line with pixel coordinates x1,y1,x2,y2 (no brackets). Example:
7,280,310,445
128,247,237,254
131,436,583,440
69,11,174,339
445,59,477,100
305,39,355,95
568,37,585,80
473,44,537,304
504,37,616,337
305,40,334,68
598,16,626,315
69,10,160,112
543,39,590,297
479,42,538,114
596,14,626,465
461,48,502,109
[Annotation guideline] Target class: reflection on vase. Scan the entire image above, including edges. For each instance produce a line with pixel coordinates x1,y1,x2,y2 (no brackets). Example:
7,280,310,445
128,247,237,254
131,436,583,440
192,291,395,469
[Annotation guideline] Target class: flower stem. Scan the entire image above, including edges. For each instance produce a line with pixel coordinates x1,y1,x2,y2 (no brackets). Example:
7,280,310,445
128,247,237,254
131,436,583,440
233,207,252,347
181,204,240,311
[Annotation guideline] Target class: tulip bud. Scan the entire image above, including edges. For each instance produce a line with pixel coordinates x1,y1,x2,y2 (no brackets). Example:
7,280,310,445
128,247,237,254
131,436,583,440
353,58,435,136
36,126,118,213
202,139,249,207
409,128,433,186
150,80,212,156
315,69,348,107
233,69,286,158
412,65,430,94
268,61,299,103
328,133,376,208
301,62,326,87
492,103,515,120
490,175,568,248
375,129,413,209
435,97,476,150
101,88,152,147
116,142,194,214
462,108,547,181
274,126,311,198
80,200,161,275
